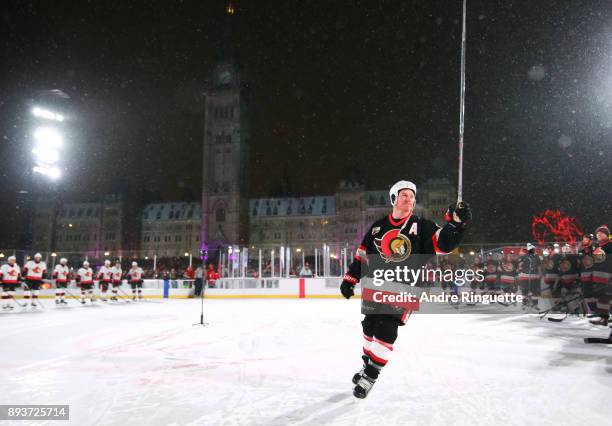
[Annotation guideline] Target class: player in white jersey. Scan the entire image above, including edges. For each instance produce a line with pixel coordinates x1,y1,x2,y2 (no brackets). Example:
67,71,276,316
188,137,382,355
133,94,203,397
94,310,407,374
1,256,22,310
75,261,96,304
111,260,123,301
97,260,113,302
23,253,47,307
53,258,71,305
127,262,144,300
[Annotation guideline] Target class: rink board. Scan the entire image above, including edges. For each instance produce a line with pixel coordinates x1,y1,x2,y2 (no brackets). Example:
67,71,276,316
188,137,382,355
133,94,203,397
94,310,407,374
10,278,357,299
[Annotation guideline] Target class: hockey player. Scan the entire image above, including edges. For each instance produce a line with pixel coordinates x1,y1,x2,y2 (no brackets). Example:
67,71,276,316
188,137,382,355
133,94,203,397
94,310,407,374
499,253,518,297
340,180,471,398
541,245,559,308
579,235,596,315
517,243,541,308
111,260,123,301
483,253,499,294
1,256,22,310
127,261,144,300
23,253,47,307
590,225,612,325
53,258,71,305
557,243,579,293
97,260,113,302
75,261,95,304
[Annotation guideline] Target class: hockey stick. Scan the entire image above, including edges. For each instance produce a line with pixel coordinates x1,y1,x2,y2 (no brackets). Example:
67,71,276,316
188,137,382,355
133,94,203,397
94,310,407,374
61,284,81,302
584,329,612,344
456,0,467,203
8,286,26,308
547,292,587,322
21,281,45,309
117,286,134,302
539,293,582,319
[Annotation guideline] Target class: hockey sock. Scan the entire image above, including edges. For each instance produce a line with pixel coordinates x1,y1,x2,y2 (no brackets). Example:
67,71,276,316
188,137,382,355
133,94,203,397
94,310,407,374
32,290,39,299
24,290,31,300
137,289,142,298
362,334,373,358
363,337,394,379
1,291,8,307
8,291,16,306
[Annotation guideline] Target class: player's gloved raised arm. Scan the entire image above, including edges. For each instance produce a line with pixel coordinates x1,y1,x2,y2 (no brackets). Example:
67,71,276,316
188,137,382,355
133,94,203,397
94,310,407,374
445,201,472,227
432,201,472,254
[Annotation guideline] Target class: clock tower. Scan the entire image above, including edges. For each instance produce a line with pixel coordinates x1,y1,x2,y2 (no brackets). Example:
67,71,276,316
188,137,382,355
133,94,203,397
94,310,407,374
201,58,250,256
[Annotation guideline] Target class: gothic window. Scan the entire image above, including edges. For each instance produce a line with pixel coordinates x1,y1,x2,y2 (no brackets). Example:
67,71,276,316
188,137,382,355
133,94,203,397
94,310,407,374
216,208,226,223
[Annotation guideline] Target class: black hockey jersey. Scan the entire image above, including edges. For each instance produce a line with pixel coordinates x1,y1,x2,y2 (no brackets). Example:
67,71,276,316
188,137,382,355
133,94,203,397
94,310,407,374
346,213,465,282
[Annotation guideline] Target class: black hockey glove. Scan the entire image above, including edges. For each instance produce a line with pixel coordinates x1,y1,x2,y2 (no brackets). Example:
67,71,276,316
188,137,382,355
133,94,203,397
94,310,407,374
446,201,472,225
340,274,358,299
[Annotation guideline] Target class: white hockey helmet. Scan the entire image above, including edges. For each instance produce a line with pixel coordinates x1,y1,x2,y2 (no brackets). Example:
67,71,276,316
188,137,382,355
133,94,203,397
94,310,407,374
526,243,535,251
83,260,90,267
389,180,417,206
132,261,138,267
104,260,111,266
60,257,68,264
8,255,16,263
34,252,42,259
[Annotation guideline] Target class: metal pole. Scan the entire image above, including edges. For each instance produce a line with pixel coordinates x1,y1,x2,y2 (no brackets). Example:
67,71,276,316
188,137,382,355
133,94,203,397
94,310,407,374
189,253,193,268
271,249,275,278
314,248,318,277
457,0,467,203
280,246,285,278
258,249,262,280
153,254,157,276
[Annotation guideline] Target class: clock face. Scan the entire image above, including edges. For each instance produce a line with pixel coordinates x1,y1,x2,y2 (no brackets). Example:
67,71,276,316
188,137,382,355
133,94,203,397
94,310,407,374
219,71,231,84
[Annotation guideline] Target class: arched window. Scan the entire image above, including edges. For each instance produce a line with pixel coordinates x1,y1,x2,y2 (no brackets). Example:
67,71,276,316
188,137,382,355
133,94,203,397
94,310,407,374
216,207,226,222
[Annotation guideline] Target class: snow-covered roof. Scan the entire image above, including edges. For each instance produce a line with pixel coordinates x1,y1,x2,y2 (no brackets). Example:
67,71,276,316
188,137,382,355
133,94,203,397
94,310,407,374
143,203,201,221
250,196,335,217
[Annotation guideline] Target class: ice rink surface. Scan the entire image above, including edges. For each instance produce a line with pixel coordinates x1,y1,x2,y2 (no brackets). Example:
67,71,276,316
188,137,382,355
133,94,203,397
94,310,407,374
1,297,611,425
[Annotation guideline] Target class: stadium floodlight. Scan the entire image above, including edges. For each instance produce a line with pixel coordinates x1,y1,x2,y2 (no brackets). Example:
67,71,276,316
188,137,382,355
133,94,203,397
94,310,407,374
32,147,59,164
32,107,64,122
34,127,62,148
33,165,61,180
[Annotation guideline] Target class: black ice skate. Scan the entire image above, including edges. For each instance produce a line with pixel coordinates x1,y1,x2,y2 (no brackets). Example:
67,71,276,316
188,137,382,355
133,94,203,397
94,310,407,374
353,374,376,399
352,355,369,385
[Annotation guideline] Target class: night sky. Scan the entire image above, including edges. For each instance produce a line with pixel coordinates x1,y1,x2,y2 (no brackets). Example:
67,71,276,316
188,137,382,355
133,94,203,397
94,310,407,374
1,0,611,246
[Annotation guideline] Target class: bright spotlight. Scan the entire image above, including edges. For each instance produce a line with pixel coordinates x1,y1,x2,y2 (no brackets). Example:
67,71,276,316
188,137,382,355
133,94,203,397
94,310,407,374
31,107,64,122
33,165,61,180
34,127,62,148
32,147,59,164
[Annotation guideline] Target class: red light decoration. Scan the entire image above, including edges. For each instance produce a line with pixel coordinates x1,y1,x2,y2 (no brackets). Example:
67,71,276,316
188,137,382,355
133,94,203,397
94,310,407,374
532,209,583,244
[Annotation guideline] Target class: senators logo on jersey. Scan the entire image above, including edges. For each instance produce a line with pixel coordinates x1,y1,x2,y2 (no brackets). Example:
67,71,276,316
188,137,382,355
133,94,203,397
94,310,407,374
374,229,412,263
